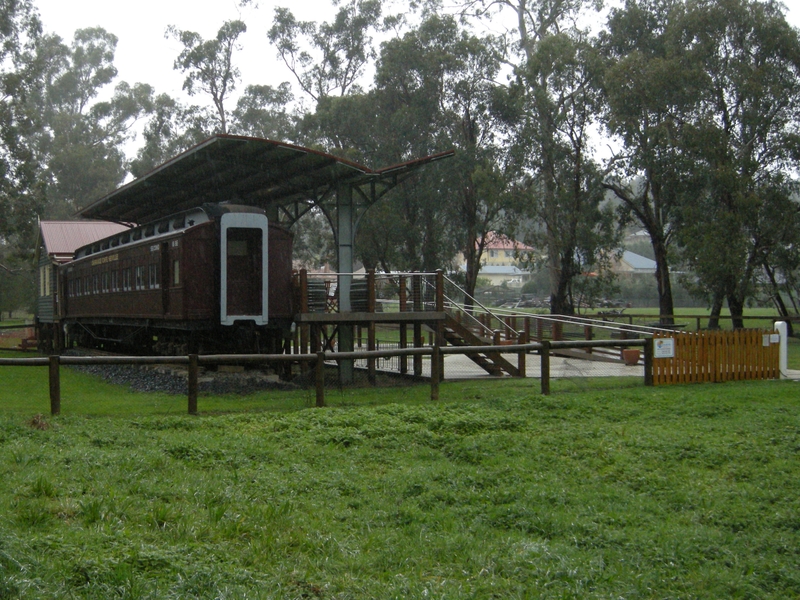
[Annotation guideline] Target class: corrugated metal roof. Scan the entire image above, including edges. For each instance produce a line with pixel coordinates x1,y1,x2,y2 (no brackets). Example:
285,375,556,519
78,135,454,225
39,221,130,258
621,250,657,272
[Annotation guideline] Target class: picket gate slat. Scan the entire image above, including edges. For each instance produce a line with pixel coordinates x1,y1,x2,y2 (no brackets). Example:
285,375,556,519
652,328,779,386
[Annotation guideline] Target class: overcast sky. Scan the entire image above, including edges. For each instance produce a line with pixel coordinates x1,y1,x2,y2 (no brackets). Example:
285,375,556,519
33,0,800,129
33,0,338,102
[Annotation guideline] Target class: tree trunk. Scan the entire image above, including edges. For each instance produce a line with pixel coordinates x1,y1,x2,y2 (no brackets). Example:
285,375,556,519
708,295,724,329
727,293,745,330
764,262,794,336
651,237,674,325
550,254,575,315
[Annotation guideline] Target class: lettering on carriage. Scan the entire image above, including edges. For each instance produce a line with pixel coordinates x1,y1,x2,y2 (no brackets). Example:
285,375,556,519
91,254,119,267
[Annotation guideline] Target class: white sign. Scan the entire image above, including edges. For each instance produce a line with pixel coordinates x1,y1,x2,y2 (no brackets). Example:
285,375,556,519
654,337,675,359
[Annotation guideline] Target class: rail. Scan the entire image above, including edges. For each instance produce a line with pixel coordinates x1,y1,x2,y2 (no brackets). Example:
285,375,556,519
441,274,520,339
1,338,651,415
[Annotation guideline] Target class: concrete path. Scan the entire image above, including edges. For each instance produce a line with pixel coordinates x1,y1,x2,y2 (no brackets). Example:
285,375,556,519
373,353,800,382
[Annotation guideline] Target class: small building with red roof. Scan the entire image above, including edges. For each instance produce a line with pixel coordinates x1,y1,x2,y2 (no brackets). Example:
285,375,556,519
35,220,130,333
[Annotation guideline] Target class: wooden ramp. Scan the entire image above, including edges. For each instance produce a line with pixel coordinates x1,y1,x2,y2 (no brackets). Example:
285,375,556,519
442,315,520,376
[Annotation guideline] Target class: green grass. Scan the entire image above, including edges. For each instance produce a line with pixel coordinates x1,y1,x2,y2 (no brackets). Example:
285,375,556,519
0,368,799,598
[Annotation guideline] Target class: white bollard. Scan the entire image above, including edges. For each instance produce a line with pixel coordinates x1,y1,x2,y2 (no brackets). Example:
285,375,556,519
775,321,788,379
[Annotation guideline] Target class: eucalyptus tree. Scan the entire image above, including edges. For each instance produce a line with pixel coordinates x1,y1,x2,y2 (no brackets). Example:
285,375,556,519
0,0,45,244
129,93,212,178
365,13,508,298
598,0,700,323
31,28,153,218
674,0,800,327
267,0,382,106
462,0,620,314
167,20,247,134
230,82,297,141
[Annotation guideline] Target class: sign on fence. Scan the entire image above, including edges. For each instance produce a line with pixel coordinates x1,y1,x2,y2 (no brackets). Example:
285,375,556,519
654,337,675,359
652,329,780,385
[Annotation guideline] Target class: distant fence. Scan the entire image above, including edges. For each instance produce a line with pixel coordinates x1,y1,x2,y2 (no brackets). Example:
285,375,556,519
651,330,780,385
0,339,650,415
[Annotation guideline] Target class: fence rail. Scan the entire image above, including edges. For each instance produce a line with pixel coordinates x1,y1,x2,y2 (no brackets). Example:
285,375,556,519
0,339,650,415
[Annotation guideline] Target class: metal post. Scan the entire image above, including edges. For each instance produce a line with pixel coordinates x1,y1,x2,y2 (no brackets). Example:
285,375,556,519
413,273,423,376
368,270,376,384
435,270,444,312
49,355,60,416
336,182,355,384
299,269,309,363
399,275,407,374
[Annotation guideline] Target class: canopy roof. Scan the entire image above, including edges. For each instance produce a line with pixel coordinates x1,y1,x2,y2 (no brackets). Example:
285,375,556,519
79,135,454,225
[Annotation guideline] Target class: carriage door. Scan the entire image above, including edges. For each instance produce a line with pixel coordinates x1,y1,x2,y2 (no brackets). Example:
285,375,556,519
220,213,269,326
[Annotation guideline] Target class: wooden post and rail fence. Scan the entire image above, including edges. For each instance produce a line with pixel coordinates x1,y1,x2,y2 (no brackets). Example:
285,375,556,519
0,338,651,415
0,325,784,416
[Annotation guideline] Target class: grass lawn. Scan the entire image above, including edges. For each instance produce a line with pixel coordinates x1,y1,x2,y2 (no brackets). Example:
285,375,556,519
0,361,798,598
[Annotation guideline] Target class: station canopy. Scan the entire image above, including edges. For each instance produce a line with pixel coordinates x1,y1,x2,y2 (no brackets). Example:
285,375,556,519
78,135,453,226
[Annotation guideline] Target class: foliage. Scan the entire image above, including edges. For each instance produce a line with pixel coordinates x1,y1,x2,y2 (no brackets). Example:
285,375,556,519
505,27,622,314
166,20,247,134
230,82,297,141
0,0,45,244
599,0,700,322
673,0,800,326
28,29,154,220
268,0,383,103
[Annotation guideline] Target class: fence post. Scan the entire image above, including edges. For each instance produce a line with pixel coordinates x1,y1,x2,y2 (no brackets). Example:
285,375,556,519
431,346,440,401
644,338,654,387
315,352,326,407
517,332,527,378
541,341,550,395
49,355,61,416
188,354,198,415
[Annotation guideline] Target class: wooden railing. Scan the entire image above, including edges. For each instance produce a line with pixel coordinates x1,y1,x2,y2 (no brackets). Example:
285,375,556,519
0,339,651,415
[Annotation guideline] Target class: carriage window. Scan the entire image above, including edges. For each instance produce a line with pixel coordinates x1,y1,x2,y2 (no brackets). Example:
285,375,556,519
92,275,99,294
173,260,180,285
135,266,145,290
123,268,131,291
149,264,159,289
101,272,109,293
111,270,118,292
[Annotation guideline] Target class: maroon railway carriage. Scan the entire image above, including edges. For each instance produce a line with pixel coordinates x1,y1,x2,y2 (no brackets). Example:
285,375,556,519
59,203,294,354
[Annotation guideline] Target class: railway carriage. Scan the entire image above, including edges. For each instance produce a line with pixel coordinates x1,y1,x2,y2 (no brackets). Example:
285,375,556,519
57,203,294,354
